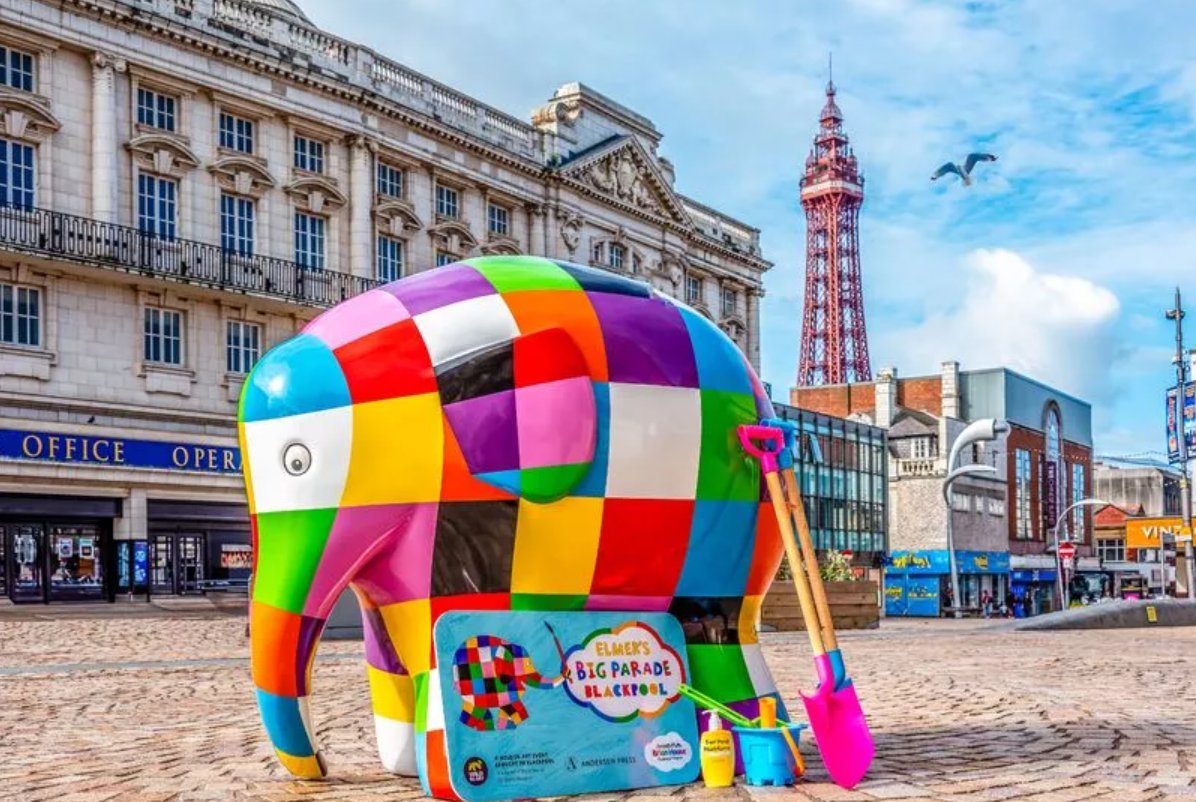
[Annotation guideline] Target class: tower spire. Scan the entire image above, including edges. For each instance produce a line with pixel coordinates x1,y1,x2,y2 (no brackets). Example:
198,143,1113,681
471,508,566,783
796,68,871,387
827,52,834,93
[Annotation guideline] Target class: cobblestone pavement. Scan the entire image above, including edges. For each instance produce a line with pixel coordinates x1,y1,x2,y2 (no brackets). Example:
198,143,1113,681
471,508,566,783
1,615,1193,802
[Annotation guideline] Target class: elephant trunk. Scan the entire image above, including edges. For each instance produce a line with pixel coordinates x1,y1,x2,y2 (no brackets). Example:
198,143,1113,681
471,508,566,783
250,599,328,778
526,622,570,689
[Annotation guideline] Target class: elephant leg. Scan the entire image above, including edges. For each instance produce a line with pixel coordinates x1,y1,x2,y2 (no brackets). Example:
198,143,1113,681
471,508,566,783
737,594,787,720
356,588,417,776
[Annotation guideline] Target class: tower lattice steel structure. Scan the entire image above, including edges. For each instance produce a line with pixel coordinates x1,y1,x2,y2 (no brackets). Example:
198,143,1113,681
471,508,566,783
797,76,871,386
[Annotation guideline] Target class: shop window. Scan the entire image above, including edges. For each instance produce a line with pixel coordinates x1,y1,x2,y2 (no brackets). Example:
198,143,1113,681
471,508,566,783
219,112,254,154
144,306,183,365
436,184,459,219
0,281,40,347
137,87,177,132
376,162,403,198
377,235,404,282
1097,538,1125,562
294,212,326,269
487,203,509,236
226,320,260,375
10,523,43,602
220,193,255,257
0,45,34,92
137,174,177,240
0,137,35,209
293,135,325,173
48,525,103,600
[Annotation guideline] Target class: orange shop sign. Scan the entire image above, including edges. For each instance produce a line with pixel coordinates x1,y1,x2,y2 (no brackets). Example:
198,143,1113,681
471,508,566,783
1125,517,1184,549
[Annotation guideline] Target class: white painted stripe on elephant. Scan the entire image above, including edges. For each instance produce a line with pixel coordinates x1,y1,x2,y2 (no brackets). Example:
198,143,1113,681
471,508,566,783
374,715,418,776
244,406,353,514
424,669,446,732
741,643,777,696
297,695,319,751
412,294,519,367
606,383,702,499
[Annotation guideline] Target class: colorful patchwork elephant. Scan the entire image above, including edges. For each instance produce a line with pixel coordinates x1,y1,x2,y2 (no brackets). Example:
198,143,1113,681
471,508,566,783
453,622,568,731
239,256,787,796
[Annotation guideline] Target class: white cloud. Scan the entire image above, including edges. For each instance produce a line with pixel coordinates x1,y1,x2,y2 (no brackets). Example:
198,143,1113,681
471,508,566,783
876,249,1122,402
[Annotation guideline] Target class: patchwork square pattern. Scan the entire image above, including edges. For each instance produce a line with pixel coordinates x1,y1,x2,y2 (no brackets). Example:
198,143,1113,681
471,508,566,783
243,256,788,790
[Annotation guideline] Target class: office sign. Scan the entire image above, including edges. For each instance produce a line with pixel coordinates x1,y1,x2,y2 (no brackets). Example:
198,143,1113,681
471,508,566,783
0,429,241,474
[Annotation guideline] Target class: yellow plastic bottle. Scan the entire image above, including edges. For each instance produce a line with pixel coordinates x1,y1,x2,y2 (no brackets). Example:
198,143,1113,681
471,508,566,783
699,712,736,788
758,696,777,728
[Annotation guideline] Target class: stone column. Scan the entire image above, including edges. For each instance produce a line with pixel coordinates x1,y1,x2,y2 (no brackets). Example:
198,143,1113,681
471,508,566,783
746,288,762,372
527,204,544,257
348,136,375,279
91,53,125,223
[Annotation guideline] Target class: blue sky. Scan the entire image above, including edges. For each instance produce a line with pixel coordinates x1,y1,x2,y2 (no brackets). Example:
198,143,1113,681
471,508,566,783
303,0,1196,459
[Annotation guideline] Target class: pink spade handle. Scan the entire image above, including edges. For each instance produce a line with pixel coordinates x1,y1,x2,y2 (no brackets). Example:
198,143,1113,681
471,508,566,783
737,424,783,473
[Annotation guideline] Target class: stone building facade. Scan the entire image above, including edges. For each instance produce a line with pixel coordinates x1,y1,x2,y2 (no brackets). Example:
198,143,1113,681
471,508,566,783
0,0,770,602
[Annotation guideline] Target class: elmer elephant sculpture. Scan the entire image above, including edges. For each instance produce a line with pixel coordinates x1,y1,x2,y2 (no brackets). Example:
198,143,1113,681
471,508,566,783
453,622,569,731
239,256,786,793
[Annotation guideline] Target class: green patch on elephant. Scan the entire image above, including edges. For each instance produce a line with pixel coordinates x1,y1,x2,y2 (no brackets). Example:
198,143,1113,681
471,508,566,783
413,671,429,732
519,463,591,504
253,507,338,615
686,644,757,704
697,389,760,502
464,256,582,292
510,593,588,612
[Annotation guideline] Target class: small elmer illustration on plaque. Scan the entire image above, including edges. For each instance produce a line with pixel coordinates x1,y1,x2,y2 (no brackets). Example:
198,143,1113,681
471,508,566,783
454,623,569,731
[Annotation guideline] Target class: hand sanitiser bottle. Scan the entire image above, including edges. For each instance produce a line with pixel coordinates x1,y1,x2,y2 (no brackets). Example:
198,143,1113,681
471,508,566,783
700,711,735,788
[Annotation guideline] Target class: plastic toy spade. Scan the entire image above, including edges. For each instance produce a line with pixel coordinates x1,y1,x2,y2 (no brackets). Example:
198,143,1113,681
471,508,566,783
738,424,875,790
760,417,848,690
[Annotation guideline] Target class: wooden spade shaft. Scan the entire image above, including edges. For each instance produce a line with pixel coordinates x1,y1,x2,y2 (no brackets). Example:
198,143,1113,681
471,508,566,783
763,470,826,657
781,466,838,651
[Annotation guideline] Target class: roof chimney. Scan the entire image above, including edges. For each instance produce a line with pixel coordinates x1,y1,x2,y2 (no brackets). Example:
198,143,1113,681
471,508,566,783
875,366,897,428
941,361,960,419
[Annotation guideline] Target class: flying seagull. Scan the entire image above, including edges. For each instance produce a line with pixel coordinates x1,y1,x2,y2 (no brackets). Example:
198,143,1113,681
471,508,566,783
931,153,998,186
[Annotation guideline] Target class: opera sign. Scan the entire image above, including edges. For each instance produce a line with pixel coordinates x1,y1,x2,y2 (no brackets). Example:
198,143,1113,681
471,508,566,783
564,621,685,722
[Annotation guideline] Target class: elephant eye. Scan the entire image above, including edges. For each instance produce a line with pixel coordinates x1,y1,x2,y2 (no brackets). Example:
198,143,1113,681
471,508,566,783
282,443,312,476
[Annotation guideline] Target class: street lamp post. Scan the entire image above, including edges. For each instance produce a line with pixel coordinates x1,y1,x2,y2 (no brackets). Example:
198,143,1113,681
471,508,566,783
1165,289,1196,598
1051,498,1109,610
943,418,1009,619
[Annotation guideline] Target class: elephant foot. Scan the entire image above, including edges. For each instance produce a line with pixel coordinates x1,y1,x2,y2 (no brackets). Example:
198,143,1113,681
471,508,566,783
374,715,418,776
276,748,327,779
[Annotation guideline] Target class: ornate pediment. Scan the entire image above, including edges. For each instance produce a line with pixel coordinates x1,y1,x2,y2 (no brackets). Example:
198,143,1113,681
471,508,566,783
373,198,423,236
428,219,478,254
284,175,346,214
125,133,200,178
207,155,275,200
480,235,521,256
0,89,60,143
555,136,692,227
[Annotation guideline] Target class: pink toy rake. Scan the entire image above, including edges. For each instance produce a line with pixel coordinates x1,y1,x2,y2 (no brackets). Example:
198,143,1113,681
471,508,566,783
738,424,875,789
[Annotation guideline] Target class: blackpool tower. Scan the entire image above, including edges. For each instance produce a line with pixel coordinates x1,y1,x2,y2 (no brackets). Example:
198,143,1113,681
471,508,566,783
796,73,871,386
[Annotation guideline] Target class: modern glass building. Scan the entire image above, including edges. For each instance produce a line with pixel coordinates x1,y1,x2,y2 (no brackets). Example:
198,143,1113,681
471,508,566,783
771,402,888,565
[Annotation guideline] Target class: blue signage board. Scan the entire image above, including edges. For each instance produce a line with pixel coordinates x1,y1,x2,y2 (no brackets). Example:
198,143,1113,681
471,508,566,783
1011,570,1057,583
884,575,940,617
433,611,699,801
888,550,1009,576
0,429,241,474
1166,385,1196,463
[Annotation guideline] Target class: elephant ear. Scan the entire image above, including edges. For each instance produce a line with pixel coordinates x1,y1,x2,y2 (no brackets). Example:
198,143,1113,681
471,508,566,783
437,327,596,504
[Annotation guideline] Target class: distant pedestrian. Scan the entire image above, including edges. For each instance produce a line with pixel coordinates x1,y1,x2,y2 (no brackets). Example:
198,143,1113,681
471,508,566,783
981,590,992,619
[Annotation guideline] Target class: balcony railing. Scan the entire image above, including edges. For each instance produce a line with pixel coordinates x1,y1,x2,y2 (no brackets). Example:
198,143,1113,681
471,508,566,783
0,205,379,307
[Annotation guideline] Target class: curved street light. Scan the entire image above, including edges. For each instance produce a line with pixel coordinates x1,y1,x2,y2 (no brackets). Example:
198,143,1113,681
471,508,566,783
942,419,1009,619
1050,497,1109,609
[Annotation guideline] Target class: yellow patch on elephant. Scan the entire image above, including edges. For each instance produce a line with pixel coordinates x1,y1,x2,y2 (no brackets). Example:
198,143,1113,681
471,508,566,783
367,665,416,723
379,598,432,677
510,497,604,595
342,393,444,507
738,594,763,644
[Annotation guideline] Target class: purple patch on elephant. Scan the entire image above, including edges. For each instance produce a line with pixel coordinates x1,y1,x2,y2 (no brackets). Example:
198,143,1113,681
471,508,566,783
588,292,699,388
443,391,520,474
362,605,406,674
295,614,325,696
381,264,495,316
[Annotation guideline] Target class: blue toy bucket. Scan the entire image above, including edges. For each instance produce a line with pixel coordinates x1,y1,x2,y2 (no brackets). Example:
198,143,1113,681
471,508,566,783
733,725,807,786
